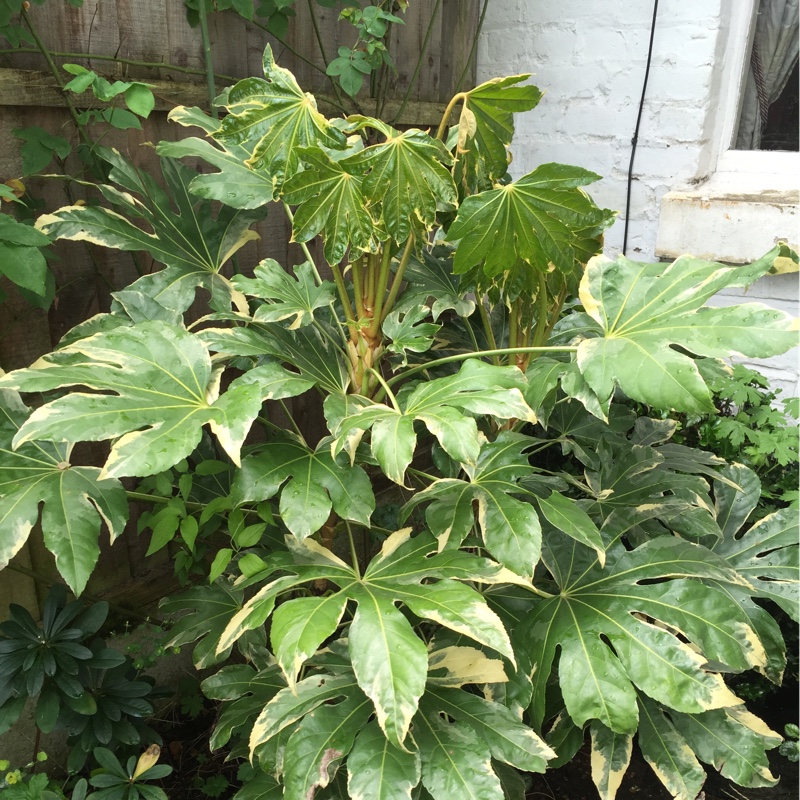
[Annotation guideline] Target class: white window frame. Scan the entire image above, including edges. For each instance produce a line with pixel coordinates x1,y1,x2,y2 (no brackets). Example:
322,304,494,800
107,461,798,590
702,0,799,188
656,0,799,263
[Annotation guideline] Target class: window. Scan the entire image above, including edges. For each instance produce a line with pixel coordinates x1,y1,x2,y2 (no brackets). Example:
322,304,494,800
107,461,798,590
734,0,799,152
709,0,799,181
656,0,799,264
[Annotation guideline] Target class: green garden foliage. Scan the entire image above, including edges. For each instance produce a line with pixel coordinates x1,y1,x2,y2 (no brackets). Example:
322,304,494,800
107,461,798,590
0,29,798,800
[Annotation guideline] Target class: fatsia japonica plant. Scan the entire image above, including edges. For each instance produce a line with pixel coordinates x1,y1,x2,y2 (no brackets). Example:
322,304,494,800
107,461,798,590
0,43,798,800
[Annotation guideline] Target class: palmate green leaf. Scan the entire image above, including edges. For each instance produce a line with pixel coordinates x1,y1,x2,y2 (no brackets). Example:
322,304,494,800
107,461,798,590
348,582,429,749
202,664,265,702
341,117,457,243
542,711,585,769
570,209,618,270
270,594,349,688
447,163,605,277
523,357,566,423
232,259,336,329
0,323,311,478
703,464,796,679
456,75,543,184
636,694,706,800
204,664,286,751
424,686,554,773
249,672,358,752
403,433,542,578
158,106,276,209
589,720,632,800
109,289,183,326
493,762,527,800
395,248,476,321
559,361,611,421
558,415,724,538
283,145,380,264
36,148,263,313
576,248,800,413
332,361,535,485
711,501,799,620
414,709,503,800
283,692,372,800
536,490,605,564
383,305,441,366
160,582,246,669
232,773,283,800
669,706,781,788
224,531,516,749
212,45,344,195
199,320,350,395
426,645,509,688
0,389,128,596
231,439,375,539
347,720,421,800
524,534,759,735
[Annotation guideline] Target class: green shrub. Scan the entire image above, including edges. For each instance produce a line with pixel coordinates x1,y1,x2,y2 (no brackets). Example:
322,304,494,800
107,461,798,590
0,44,797,800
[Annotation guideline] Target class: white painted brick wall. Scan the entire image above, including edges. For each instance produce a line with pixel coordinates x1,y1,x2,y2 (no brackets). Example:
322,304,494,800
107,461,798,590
477,0,799,395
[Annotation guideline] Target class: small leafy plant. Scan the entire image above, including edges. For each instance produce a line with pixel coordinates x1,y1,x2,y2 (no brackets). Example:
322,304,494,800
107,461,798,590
680,361,799,509
0,41,798,800
779,723,799,763
83,746,171,800
0,752,67,800
62,65,155,131
0,586,160,773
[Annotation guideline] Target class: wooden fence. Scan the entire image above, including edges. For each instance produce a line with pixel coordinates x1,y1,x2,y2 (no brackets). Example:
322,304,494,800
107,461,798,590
0,0,481,618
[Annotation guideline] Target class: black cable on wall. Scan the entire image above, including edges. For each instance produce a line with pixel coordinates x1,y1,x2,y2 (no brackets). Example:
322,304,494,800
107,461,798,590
622,0,659,256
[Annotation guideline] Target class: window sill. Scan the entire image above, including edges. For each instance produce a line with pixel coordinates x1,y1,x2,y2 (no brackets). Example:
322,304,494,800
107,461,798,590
655,165,799,264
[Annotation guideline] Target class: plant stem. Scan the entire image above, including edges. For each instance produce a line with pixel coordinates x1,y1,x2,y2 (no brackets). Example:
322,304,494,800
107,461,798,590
283,203,350,345
532,273,550,349
20,9,91,143
278,400,309,445
508,298,519,367
477,300,500,364
384,346,578,388
391,0,442,124
380,235,414,324
436,91,466,141
453,0,490,94
407,466,438,483
283,203,323,284
374,60,389,120
125,490,204,511
365,252,378,312
0,47,238,81
344,520,361,578
544,279,569,342
351,256,366,319
32,727,41,769
330,261,356,339
368,245,393,338
367,367,401,412
196,0,218,118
